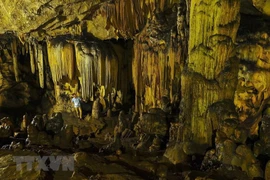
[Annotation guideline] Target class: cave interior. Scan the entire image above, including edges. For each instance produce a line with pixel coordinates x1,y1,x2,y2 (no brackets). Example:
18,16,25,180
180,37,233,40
2,0,270,179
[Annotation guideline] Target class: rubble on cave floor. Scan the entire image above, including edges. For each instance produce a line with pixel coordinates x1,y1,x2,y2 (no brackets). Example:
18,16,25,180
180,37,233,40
0,145,251,180
0,106,258,180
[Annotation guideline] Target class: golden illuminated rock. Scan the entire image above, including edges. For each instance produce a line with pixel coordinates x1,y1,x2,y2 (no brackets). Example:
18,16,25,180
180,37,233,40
0,0,178,41
0,0,270,179
181,0,241,147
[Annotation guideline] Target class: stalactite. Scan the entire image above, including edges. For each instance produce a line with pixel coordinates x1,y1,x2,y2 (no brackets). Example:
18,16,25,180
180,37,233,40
132,41,143,112
160,0,165,11
62,43,75,80
105,55,110,88
11,38,19,82
47,41,63,84
55,42,63,83
96,48,103,86
46,41,76,84
33,42,38,73
47,41,54,83
83,45,93,100
25,42,29,54
29,43,35,74
37,44,44,88
75,43,93,100
110,51,119,94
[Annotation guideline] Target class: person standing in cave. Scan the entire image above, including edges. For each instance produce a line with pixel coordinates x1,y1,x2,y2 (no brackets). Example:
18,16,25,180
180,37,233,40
71,93,83,120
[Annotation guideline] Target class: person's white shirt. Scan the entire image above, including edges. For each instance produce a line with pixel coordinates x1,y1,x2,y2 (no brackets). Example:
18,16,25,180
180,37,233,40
71,97,81,108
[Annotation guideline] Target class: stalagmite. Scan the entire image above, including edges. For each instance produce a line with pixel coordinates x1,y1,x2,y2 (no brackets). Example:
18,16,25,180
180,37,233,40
37,44,44,88
11,38,19,82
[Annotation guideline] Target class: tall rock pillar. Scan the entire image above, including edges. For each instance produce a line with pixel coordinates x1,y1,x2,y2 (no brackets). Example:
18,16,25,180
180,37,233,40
181,0,241,147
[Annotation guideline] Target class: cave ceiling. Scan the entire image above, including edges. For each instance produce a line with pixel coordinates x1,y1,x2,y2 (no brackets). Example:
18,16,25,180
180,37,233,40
0,0,179,41
0,0,266,41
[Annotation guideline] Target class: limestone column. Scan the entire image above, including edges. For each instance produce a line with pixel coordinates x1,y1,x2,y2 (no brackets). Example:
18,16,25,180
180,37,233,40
181,0,241,146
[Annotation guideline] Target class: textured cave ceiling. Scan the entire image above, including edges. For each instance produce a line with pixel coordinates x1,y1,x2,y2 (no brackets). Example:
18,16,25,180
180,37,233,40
0,0,267,41
0,0,158,40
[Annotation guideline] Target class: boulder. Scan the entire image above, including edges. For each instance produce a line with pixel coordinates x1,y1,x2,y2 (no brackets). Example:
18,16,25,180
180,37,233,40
134,108,168,136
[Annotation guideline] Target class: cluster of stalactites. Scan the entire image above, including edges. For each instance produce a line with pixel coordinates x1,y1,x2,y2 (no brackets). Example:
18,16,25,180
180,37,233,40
9,37,31,83
100,0,178,38
46,40,118,101
75,42,118,100
102,0,145,38
132,34,182,112
131,0,183,112
47,40,75,84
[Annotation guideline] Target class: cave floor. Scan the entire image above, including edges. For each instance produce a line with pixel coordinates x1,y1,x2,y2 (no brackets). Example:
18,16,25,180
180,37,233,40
0,112,250,180
0,143,250,180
